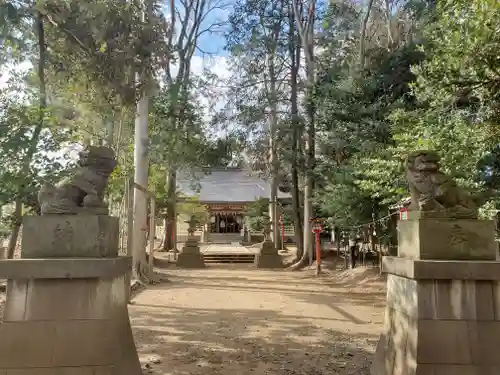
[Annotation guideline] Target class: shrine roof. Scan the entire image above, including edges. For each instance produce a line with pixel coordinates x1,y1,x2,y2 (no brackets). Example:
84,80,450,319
177,168,292,203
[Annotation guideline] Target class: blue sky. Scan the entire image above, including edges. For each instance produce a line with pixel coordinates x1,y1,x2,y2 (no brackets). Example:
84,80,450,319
1,2,235,91
188,0,234,58
195,17,229,57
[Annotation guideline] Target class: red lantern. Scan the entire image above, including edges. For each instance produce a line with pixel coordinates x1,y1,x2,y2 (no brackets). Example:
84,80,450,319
311,221,323,233
310,219,323,275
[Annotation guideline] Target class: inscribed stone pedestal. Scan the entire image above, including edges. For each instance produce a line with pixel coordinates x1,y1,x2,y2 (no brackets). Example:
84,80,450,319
0,215,141,374
0,258,142,375
398,217,496,261
21,215,119,258
254,240,283,269
373,150,500,375
176,236,205,268
371,257,500,375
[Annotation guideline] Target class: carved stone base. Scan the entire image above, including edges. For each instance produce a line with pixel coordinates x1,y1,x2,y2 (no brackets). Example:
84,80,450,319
176,237,205,269
254,241,283,269
0,257,141,375
398,217,497,260
21,215,119,258
372,256,500,375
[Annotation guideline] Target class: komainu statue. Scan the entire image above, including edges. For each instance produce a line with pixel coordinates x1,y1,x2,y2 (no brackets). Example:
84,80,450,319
38,146,117,215
406,150,492,219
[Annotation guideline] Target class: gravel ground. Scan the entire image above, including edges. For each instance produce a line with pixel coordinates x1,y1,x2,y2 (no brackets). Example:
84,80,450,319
132,264,385,375
0,258,386,375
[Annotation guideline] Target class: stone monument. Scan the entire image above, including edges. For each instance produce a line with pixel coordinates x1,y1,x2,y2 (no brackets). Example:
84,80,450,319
371,150,500,375
254,224,283,268
0,146,142,375
254,240,284,268
176,216,205,268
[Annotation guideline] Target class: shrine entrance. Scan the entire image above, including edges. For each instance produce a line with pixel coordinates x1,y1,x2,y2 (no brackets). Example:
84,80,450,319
210,212,243,233
208,204,246,234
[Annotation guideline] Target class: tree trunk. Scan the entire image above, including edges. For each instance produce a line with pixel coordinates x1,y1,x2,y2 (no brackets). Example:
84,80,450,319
302,54,317,266
263,7,283,250
165,168,177,251
269,81,279,248
269,106,279,247
270,174,279,247
290,0,316,270
105,115,114,146
384,0,394,49
6,200,22,259
132,92,152,283
360,0,375,70
7,12,47,259
302,35,316,267
288,7,304,260
161,214,168,251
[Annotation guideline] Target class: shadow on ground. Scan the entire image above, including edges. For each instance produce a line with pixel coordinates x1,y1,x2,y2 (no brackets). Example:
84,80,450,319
158,271,386,310
130,266,385,375
132,304,378,375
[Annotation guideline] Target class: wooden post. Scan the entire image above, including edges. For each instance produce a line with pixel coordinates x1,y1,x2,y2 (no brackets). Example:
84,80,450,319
311,218,323,275
148,192,155,280
125,177,134,302
315,230,321,275
126,177,134,257
280,216,285,250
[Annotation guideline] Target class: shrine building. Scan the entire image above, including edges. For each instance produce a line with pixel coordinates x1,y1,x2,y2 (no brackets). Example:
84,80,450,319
176,168,293,243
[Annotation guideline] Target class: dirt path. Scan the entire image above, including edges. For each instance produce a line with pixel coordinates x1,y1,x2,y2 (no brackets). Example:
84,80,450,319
131,266,386,375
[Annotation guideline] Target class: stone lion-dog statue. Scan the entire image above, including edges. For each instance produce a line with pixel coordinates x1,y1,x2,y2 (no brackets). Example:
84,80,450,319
38,146,117,215
405,150,493,219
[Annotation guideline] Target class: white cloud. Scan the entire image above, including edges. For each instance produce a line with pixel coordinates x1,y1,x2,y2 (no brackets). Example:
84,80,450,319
191,55,230,79
167,54,230,123
1,53,232,134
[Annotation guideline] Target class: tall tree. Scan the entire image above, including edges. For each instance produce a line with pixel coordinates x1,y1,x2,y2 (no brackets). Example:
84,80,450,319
290,0,317,268
286,2,304,258
40,0,170,282
1,6,49,258
225,0,288,248
226,0,286,246
162,0,229,251
359,0,374,70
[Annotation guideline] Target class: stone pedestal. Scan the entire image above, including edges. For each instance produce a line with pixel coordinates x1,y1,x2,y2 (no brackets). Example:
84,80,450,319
0,215,142,375
0,258,141,375
176,235,205,268
372,216,500,375
22,215,119,258
398,216,496,260
254,240,283,269
201,224,208,243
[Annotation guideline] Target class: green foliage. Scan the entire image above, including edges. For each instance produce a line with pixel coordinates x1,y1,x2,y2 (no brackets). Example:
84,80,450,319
148,86,241,209
223,0,289,177
313,0,500,229
244,197,270,233
0,83,71,210
150,87,209,168
41,0,171,105
0,1,32,64
177,197,209,227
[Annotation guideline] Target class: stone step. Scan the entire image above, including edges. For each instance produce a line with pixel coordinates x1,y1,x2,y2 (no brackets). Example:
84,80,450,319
202,254,255,264
208,233,243,244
